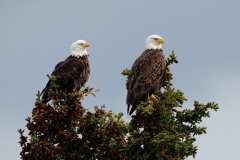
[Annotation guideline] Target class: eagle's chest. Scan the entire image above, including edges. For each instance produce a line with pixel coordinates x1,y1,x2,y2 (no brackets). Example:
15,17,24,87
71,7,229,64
144,52,165,66
75,58,90,78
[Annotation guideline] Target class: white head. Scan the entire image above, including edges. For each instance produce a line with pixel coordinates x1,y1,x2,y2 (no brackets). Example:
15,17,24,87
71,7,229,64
145,35,165,49
70,40,90,58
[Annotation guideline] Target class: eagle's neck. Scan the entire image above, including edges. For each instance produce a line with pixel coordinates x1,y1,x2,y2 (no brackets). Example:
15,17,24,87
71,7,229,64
146,43,162,50
71,48,89,58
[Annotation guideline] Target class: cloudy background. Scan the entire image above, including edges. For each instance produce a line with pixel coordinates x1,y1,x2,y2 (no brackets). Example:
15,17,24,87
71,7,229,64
1,1,239,159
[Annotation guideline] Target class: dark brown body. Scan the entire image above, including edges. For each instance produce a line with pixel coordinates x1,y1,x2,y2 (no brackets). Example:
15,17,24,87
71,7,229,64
126,49,166,115
42,55,90,103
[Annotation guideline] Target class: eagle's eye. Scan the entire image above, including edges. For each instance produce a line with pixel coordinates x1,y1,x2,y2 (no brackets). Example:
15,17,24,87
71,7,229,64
153,38,158,40
79,43,84,45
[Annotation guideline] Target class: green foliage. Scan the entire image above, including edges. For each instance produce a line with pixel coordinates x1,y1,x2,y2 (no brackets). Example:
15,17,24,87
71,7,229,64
122,51,218,159
121,68,130,76
19,79,128,160
19,51,218,160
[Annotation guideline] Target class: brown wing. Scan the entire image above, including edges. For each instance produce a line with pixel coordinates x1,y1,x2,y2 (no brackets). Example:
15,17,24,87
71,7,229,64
126,49,166,115
42,55,90,103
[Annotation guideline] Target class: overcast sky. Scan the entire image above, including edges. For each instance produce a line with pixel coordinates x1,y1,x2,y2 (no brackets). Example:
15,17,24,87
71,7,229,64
1,1,240,159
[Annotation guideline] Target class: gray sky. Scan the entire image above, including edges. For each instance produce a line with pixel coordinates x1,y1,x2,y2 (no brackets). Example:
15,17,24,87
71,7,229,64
1,1,240,159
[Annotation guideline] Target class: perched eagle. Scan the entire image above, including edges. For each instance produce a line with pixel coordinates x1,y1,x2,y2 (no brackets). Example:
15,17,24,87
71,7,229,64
42,40,90,103
126,35,166,115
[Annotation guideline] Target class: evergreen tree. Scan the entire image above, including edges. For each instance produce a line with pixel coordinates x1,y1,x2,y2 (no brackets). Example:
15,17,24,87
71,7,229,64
19,51,218,159
122,51,218,159
19,80,128,159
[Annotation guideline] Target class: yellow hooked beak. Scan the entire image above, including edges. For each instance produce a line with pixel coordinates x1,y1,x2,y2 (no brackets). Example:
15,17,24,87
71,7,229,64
83,42,90,47
156,38,164,44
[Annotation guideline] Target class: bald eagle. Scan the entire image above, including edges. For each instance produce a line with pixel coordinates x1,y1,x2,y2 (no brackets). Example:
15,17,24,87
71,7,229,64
42,40,90,103
126,35,166,115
